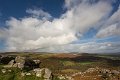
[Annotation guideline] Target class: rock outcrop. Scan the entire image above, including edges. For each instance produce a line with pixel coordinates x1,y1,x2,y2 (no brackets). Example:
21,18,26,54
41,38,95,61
4,56,25,69
14,56,25,69
1,56,53,80
3,56,41,70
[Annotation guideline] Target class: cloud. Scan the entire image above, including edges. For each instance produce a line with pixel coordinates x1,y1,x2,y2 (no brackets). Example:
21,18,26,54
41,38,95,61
0,0,116,52
26,9,52,19
63,0,112,33
35,42,120,53
96,23,120,38
4,17,76,51
64,0,115,9
96,6,120,38
0,28,8,39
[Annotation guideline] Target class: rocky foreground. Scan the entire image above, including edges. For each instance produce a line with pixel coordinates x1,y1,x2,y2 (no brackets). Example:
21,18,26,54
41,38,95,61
0,54,120,80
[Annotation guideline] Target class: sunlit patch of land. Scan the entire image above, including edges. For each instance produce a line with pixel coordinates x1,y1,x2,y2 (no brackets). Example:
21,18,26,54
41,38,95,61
0,52,120,80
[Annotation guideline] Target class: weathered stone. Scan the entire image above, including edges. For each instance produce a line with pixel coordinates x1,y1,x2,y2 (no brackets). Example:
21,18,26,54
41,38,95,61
12,63,18,67
111,70,120,75
33,59,41,64
21,72,25,76
17,63,24,69
11,56,25,69
44,79,51,80
12,63,24,69
33,68,43,77
8,60,14,65
8,69,12,72
3,65,12,68
15,56,25,63
1,69,6,73
58,75,66,80
44,68,52,79
26,72,31,76
3,60,15,68
33,68,52,79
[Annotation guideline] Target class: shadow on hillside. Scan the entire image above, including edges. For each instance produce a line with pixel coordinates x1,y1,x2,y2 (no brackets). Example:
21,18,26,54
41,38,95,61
49,55,120,67
107,60,120,67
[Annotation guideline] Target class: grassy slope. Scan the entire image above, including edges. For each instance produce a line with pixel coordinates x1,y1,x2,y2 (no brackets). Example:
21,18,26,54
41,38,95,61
0,52,120,80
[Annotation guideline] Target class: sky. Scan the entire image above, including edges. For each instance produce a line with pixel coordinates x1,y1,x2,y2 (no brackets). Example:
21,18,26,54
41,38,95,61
0,0,120,53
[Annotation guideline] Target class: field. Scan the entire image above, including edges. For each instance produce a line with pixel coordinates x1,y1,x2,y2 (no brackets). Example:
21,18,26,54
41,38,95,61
0,52,120,80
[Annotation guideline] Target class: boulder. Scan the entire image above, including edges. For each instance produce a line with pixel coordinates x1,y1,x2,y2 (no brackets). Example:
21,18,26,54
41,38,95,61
12,63,18,67
33,68,52,80
33,68,44,77
33,60,41,64
15,56,25,64
44,68,52,80
17,63,24,69
21,72,25,76
3,60,14,68
111,70,120,75
8,69,12,72
26,72,31,76
8,60,15,65
1,69,6,73
13,56,25,69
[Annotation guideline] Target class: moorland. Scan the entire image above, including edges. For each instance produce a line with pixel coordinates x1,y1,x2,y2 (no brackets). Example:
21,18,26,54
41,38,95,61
0,52,120,80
